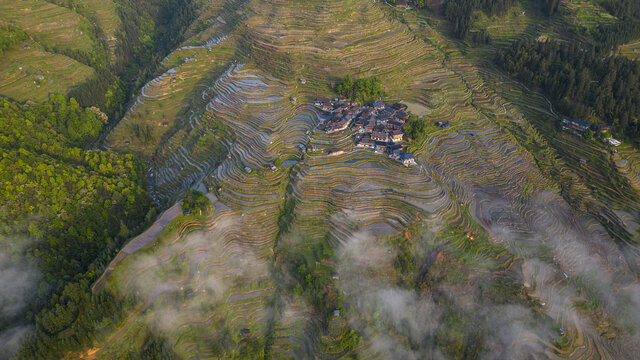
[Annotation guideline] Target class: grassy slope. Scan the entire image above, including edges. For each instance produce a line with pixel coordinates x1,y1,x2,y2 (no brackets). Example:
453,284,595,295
0,0,103,101
0,40,94,102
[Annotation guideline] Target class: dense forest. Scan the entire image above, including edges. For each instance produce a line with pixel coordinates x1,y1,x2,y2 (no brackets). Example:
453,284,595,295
335,76,385,103
495,40,640,140
442,0,517,38
0,95,156,358
542,0,561,17
583,1,640,51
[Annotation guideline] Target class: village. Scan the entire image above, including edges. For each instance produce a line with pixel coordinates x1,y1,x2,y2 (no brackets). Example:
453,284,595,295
314,97,417,166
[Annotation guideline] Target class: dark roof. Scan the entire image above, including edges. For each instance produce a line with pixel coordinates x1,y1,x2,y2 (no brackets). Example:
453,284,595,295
387,120,403,127
371,101,385,107
372,131,387,138
396,110,409,118
570,118,590,128
401,152,415,160
391,103,407,110
391,130,403,135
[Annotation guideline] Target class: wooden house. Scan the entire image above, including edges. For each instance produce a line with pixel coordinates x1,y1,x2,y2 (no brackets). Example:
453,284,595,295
390,130,404,142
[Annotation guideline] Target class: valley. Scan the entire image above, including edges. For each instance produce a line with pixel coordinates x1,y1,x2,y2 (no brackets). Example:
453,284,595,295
1,0,640,359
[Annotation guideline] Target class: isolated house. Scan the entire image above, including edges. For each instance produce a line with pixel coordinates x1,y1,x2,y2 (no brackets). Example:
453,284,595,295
608,138,621,146
562,117,590,135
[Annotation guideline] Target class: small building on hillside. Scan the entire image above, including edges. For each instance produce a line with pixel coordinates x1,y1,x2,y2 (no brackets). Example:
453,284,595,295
327,118,351,133
608,138,621,146
386,120,403,130
390,130,404,142
599,124,612,134
374,141,388,153
299,78,306,84
391,102,408,111
395,110,409,121
390,148,402,159
395,0,409,8
562,117,590,135
401,153,416,166
371,101,385,110
371,131,388,142
356,137,375,148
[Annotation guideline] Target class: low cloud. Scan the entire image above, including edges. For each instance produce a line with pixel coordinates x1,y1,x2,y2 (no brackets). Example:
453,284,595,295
0,245,39,359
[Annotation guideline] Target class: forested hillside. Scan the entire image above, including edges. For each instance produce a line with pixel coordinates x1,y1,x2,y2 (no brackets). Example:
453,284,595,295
0,0,199,357
496,40,640,139
0,96,155,357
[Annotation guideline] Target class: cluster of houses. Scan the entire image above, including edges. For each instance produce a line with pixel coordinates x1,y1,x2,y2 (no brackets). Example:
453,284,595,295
314,97,416,166
561,117,621,146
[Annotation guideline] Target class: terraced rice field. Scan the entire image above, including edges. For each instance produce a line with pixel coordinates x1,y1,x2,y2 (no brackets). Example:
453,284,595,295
107,11,239,202
617,40,640,60
94,0,640,358
0,41,94,102
65,0,121,59
0,0,95,52
562,0,616,32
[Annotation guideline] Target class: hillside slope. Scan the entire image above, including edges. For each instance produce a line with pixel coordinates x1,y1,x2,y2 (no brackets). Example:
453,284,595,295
75,0,640,359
